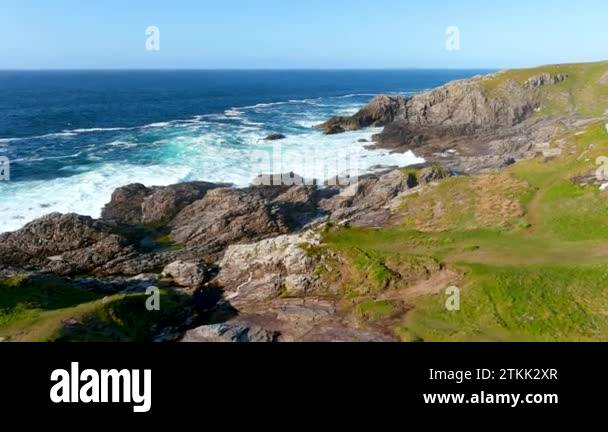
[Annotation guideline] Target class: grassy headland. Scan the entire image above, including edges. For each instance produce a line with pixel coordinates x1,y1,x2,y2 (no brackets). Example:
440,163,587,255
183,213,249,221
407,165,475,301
324,120,608,341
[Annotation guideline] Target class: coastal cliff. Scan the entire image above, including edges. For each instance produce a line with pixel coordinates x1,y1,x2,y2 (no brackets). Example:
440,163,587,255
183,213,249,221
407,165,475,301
2,61,608,342
317,62,606,174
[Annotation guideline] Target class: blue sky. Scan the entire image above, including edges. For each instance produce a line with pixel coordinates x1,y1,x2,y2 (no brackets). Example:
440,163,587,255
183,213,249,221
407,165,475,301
1,0,607,69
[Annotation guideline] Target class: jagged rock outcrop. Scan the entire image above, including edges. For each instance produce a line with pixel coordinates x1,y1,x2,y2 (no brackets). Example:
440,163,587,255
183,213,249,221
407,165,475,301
0,213,136,275
381,77,538,137
102,181,225,225
141,182,224,225
162,260,208,289
216,230,327,305
101,184,152,225
0,170,409,277
169,184,322,259
315,95,407,134
320,169,415,227
524,73,567,90
317,79,537,138
315,72,573,174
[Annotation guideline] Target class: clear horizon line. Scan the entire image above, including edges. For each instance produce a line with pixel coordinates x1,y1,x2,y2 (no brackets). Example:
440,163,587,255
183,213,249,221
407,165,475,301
0,66,502,72
4,58,605,72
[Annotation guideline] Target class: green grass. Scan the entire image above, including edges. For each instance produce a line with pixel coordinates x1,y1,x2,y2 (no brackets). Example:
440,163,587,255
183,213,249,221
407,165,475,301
0,275,191,342
356,300,400,321
540,180,608,241
4,61,608,343
54,289,190,342
480,61,608,117
402,263,608,342
323,118,608,341
0,275,101,329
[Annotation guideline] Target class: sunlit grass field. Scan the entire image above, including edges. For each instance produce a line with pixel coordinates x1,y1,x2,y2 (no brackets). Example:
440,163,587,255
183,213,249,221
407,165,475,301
325,122,608,341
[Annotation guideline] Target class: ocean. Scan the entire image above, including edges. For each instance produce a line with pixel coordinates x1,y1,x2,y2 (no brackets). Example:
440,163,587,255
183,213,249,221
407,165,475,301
0,69,489,233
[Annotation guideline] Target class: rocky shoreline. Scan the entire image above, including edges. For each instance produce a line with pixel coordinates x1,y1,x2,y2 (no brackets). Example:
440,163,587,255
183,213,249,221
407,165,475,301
315,71,596,174
0,165,446,341
1,66,600,341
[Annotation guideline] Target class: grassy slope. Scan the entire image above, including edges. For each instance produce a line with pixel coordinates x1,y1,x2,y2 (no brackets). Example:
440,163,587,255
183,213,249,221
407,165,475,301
0,276,190,342
324,61,608,341
2,61,608,342
481,60,608,117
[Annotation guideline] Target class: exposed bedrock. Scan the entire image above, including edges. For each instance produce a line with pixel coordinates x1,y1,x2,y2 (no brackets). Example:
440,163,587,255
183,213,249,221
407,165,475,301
316,72,575,174
0,213,136,275
315,95,407,134
10,71,586,340
168,183,323,260
0,168,422,279
101,181,227,226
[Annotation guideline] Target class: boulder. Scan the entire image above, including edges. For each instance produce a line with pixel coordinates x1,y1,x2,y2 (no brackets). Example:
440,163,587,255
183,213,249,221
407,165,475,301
162,260,207,288
169,184,320,259
102,181,224,225
101,184,152,225
141,182,224,225
181,320,277,342
418,165,451,184
0,213,135,275
263,133,286,141
217,231,324,305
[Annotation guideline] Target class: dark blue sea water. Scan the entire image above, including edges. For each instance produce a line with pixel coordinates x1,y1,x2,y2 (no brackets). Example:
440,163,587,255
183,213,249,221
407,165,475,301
0,70,489,232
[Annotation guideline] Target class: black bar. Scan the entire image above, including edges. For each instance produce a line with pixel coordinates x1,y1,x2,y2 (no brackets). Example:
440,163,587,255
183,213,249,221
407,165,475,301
0,343,604,419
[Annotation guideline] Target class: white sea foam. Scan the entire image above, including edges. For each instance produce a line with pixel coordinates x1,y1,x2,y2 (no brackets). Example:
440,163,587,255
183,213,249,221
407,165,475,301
0,127,126,143
0,125,423,234
0,92,426,233
0,163,193,233
224,109,243,117
142,121,173,128
69,127,128,133
295,119,323,128
334,93,379,99
239,98,322,110
0,131,79,143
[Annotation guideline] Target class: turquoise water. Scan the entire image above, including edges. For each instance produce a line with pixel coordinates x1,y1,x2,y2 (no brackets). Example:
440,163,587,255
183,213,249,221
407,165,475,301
0,70,489,232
